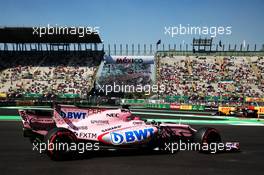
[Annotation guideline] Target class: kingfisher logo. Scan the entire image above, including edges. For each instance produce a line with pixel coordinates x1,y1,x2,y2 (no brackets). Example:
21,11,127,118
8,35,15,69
60,111,87,119
110,128,155,145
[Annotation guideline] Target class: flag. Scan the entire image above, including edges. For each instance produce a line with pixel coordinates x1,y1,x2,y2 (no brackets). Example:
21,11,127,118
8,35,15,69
219,40,222,47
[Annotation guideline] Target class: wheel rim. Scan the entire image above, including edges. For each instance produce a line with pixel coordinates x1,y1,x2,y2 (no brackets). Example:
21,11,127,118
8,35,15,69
48,131,76,159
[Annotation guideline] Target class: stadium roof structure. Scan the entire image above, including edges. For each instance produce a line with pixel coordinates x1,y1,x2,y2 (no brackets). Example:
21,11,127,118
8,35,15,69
0,27,102,43
192,38,213,53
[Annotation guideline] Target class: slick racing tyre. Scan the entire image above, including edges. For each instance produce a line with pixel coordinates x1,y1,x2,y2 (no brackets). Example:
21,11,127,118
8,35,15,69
44,128,77,160
193,127,222,153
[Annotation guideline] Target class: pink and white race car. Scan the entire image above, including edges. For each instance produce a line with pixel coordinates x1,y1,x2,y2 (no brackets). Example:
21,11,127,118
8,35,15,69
19,104,239,160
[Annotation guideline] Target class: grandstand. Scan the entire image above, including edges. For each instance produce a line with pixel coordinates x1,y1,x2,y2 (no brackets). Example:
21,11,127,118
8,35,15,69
0,28,263,106
0,54,102,98
0,27,104,100
157,55,264,105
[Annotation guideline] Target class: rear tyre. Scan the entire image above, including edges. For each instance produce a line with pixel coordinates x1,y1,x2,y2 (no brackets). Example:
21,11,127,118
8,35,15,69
44,128,77,160
193,127,222,153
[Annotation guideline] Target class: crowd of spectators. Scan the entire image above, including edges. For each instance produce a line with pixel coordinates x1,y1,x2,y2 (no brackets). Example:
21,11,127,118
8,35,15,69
0,54,101,98
1,54,263,103
158,56,263,99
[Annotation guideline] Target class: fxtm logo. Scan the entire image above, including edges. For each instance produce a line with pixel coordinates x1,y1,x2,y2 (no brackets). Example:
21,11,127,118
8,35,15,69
110,128,154,145
77,132,97,139
60,111,87,119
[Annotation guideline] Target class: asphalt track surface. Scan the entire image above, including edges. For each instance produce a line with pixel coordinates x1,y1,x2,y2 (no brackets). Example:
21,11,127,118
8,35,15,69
0,115,264,175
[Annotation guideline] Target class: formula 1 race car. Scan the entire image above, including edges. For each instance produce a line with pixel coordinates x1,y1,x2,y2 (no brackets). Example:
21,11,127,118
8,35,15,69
217,106,258,118
19,105,240,160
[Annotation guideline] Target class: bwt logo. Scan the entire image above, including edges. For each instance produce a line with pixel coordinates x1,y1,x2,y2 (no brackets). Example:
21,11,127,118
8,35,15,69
110,128,155,145
60,111,87,119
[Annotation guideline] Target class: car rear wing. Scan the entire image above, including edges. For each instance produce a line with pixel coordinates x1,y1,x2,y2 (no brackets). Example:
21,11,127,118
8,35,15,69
18,109,55,136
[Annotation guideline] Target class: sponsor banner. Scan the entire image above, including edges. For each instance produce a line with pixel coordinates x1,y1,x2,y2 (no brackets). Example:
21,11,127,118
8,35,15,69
58,93,80,99
170,104,180,110
0,93,7,98
192,105,205,111
180,105,192,110
165,96,189,102
246,97,264,102
16,100,34,106
147,103,205,111
122,99,146,104
104,55,154,64
23,93,43,98
148,99,165,104
158,104,170,109
145,103,170,109
192,105,199,111
145,104,152,108
199,106,205,111
254,107,264,114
